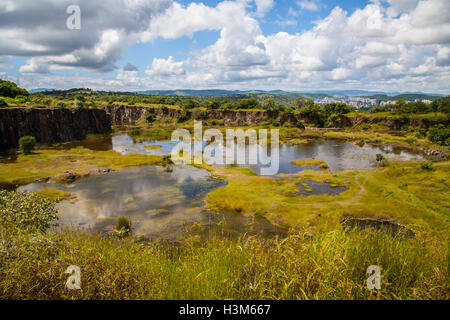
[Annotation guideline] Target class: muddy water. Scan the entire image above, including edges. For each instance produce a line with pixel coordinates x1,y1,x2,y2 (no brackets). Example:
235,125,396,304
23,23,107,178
297,179,348,196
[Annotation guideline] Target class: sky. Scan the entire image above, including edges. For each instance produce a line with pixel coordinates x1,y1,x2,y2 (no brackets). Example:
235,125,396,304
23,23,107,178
0,0,449,93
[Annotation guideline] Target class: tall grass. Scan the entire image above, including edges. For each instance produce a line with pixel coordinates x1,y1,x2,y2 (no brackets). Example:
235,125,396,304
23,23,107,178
0,226,447,300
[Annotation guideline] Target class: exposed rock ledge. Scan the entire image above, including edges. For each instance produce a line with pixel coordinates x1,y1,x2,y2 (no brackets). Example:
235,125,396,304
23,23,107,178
0,107,111,150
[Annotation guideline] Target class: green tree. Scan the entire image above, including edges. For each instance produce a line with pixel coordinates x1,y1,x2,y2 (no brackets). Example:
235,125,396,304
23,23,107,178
181,99,200,110
18,136,37,155
428,125,450,145
299,103,326,127
236,98,260,109
74,94,86,102
324,102,352,117
0,79,29,98
294,97,315,110
262,98,276,110
431,96,450,114
296,121,306,130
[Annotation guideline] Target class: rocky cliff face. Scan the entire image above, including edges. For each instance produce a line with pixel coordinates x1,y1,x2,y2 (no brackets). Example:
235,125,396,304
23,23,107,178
0,107,111,150
104,104,182,125
103,105,298,125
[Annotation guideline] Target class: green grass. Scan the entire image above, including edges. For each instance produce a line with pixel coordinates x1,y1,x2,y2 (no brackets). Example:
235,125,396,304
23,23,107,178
0,147,165,185
35,188,72,202
205,161,450,237
0,226,447,300
291,158,328,169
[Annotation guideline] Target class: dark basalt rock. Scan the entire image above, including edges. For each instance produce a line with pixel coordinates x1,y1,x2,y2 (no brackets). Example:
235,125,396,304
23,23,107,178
0,107,111,151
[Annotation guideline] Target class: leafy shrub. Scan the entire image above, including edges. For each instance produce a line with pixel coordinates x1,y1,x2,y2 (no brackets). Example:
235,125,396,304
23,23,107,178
74,94,86,102
295,121,305,130
115,216,131,237
210,119,224,126
181,99,200,110
415,127,427,138
74,100,85,110
145,113,156,123
0,98,8,106
377,153,386,162
19,136,36,155
177,114,188,123
428,125,450,145
271,120,280,127
405,138,417,145
0,190,58,231
129,129,141,136
376,153,387,167
196,110,208,120
420,162,434,171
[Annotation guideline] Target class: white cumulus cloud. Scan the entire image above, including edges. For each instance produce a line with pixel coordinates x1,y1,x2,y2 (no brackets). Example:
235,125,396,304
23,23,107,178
145,56,185,76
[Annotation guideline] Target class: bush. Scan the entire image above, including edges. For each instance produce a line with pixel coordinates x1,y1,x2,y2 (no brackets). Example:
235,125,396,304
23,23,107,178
420,162,434,171
145,113,156,123
74,94,86,102
115,216,131,237
129,129,141,136
428,125,450,145
0,190,58,231
177,114,188,123
18,136,36,155
295,121,305,130
415,127,427,138
74,100,85,110
271,120,280,127
375,153,386,166
376,154,385,162
0,98,7,107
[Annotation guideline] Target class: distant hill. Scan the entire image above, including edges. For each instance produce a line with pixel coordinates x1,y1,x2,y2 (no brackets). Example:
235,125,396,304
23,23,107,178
136,89,445,98
32,87,447,103
29,88,56,93
136,89,291,96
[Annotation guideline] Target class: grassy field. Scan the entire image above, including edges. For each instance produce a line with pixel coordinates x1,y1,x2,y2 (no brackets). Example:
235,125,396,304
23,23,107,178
0,225,447,300
204,161,450,237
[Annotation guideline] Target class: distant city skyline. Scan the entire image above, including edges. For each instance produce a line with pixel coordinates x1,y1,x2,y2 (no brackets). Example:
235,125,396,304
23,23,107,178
0,0,449,93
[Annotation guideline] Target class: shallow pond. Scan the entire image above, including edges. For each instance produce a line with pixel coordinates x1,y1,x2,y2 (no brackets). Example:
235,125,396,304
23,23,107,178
18,165,285,240
106,133,424,174
297,179,348,197
18,166,221,240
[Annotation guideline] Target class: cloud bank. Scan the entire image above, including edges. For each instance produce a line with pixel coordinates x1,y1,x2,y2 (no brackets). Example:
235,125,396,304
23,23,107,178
1,0,449,93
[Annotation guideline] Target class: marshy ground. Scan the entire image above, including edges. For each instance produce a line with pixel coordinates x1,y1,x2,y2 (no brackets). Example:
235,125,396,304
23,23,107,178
0,124,449,300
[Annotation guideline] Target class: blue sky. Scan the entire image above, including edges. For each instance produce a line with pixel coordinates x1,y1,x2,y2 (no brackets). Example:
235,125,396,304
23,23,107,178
0,0,449,93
